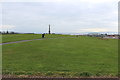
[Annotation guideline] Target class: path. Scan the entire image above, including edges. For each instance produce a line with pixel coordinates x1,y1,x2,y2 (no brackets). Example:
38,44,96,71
0,37,75,45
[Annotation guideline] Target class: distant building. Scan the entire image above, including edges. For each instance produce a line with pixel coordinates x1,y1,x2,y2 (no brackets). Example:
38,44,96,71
87,32,119,39
87,32,105,37
103,35,119,39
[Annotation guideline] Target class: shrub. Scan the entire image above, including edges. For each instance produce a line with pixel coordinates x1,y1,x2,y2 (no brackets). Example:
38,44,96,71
79,72,92,77
45,71,54,76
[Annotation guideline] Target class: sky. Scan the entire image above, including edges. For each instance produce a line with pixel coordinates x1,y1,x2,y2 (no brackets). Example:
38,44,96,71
0,0,119,33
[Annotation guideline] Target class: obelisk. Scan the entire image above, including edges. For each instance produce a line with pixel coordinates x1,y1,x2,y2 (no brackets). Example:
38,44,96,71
48,24,51,34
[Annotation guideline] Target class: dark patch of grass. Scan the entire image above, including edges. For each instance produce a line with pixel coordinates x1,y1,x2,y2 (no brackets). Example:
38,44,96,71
74,72,92,77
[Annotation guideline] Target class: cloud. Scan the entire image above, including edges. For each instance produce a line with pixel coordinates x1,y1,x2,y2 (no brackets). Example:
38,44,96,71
74,28,116,33
1,0,119,3
81,28,107,32
1,1,118,33
79,0,119,3
0,25,16,30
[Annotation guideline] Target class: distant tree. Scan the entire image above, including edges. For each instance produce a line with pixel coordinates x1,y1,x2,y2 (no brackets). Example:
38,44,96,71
2,31,5,34
11,32,14,34
100,34,104,38
105,33,107,36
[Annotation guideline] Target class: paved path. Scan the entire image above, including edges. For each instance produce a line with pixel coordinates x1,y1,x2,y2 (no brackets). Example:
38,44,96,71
0,39,42,45
0,37,75,45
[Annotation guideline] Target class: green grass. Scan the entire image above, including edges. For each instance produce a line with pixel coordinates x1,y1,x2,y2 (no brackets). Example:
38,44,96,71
2,34,74,43
2,35,118,77
2,34,41,43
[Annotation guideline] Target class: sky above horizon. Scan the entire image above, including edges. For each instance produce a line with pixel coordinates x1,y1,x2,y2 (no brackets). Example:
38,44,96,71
0,0,119,33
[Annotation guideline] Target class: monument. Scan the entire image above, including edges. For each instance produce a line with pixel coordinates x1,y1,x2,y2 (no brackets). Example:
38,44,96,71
48,24,51,34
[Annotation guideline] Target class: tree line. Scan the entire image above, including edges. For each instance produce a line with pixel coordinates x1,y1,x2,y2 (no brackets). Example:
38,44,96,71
0,31,18,34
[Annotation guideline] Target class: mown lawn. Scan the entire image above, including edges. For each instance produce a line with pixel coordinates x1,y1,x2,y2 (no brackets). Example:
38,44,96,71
2,34,41,43
2,35,118,77
2,34,74,43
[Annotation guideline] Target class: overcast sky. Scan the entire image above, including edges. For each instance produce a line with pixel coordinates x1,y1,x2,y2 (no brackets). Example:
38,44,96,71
0,0,119,33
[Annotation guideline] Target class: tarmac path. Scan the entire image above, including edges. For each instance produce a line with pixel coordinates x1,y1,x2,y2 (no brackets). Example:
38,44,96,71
0,37,75,45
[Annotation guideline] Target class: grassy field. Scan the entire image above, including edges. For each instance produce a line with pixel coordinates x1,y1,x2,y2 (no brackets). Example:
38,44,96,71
2,34,74,43
2,34,118,77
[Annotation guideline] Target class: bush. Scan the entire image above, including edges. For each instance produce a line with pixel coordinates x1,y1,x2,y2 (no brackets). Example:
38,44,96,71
96,72,102,76
79,72,92,77
45,71,54,76
58,72,67,76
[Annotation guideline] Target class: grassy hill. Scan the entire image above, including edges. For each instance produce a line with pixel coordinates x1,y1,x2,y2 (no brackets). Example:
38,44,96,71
2,34,118,77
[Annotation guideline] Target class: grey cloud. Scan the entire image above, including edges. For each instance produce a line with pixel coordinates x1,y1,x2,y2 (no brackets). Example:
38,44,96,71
2,1,118,33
